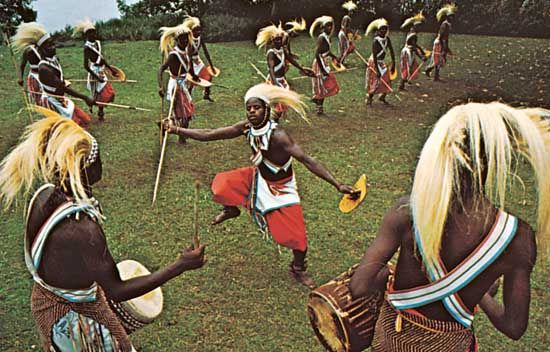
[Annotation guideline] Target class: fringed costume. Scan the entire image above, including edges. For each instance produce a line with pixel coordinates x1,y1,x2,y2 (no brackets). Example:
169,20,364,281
365,19,392,96
426,4,457,80
399,13,426,88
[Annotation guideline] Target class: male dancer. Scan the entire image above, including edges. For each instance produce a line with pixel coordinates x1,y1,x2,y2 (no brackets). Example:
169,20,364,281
12,22,46,105
338,1,357,65
164,83,358,288
350,102,550,351
425,4,457,81
182,16,216,102
158,24,199,144
74,19,117,121
283,18,307,71
256,24,314,120
0,108,206,351
364,18,395,106
310,16,341,115
399,12,427,90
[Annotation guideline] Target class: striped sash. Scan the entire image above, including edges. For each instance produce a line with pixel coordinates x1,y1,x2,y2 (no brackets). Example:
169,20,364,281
25,185,102,303
388,209,518,327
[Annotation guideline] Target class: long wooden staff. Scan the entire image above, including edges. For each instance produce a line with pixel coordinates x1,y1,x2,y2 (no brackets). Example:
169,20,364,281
409,61,425,81
152,66,180,205
249,62,267,81
26,90,151,111
192,181,201,249
1,28,34,123
68,79,138,83
290,67,358,81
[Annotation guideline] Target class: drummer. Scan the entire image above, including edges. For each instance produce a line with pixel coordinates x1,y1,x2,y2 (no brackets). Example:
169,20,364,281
157,23,199,144
74,18,117,122
0,108,207,351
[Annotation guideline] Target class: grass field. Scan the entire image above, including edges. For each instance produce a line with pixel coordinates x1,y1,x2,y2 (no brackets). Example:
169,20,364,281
0,31,549,351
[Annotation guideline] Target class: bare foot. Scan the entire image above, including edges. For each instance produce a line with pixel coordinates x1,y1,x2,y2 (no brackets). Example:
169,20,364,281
212,207,240,225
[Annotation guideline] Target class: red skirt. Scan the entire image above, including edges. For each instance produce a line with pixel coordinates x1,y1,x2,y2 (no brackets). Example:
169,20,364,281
432,40,446,67
400,49,420,81
366,57,392,95
72,105,92,127
174,86,194,120
312,57,340,100
266,77,290,114
27,73,43,105
198,66,213,82
211,166,307,251
96,82,115,103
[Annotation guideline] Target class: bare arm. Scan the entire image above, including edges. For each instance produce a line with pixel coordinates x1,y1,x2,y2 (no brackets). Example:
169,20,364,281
82,222,206,302
267,52,279,85
157,60,169,97
349,198,407,298
83,48,102,82
39,65,94,106
168,120,247,141
315,37,329,76
478,225,536,340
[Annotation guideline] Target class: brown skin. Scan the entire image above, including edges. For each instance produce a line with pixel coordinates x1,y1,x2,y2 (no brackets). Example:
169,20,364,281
38,39,95,108
17,46,41,86
268,35,314,84
157,33,198,98
350,190,536,340
191,26,214,69
25,155,206,302
315,22,339,76
82,29,118,83
164,97,358,193
372,27,395,78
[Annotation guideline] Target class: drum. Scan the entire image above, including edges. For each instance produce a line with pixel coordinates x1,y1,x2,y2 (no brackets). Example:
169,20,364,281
106,66,126,81
308,265,384,352
109,260,164,334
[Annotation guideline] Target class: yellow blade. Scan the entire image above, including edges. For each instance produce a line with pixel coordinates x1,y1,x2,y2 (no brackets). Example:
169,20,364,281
339,174,368,213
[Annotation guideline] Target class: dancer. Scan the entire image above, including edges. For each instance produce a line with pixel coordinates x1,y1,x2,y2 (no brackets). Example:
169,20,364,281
0,108,206,351
283,18,307,71
350,102,550,351
338,1,358,65
163,83,358,288
74,19,117,121
364,18,395,106
399,12,427,90
310,16,340,115
425,3,457,81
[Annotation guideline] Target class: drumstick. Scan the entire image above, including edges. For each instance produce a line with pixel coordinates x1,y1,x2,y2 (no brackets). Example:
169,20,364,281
159,96,164,146
290,67,358,81
193,181,201,249
409,61,425,80
250,62,267,81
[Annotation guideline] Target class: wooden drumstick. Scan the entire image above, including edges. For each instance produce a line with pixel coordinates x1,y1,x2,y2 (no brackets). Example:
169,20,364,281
193,181,201,249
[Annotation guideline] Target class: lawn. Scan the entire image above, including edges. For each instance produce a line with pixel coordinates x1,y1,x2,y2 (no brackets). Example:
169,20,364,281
0,31,549,351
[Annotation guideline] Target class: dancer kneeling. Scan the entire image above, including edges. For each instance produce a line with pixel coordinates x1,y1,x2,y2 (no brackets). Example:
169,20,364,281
349,102,550,351
0,108,206,351
164,84,358,288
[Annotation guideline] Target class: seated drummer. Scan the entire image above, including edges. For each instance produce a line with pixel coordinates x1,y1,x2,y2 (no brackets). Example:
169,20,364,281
0,108,206,352
349,102,550,351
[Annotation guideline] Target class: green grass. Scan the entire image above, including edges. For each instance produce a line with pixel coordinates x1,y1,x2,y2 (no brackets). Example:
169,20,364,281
1,32,549,351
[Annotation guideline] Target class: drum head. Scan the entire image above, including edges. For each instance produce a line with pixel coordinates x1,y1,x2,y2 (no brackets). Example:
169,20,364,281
186,73,213,87
308,293,349,352
106,66,126,81
117,260,164,322
339,174,368,213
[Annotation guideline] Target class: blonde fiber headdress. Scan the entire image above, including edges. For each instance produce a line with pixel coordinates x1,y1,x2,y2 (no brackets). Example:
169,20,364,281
310,16,334,37
11,22,49,52
410,102,550,265
342,1,357,12
159,24,191,58
182,16,201,30
401,12,425,29
366,18,389,36
437,3,458,22
244,83,309,123
285,18,307,33
255,24,285,48
73,18,96,36
0,106,98,210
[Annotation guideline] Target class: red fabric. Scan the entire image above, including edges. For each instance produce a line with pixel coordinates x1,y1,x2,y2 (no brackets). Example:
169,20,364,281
433,41,446,67
198,66,213,82
266,77,290,114
72,105,92,128
211,166,307,251
400,53,420,81
96,82,115,103
312,58,340,100
367,57,392,95
27,74,43,105
174,86,194,120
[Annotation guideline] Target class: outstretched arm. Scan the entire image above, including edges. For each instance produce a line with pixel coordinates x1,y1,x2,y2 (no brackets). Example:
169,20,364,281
279,130,355,194
82,223,206,302
166,119,247,141
349,197,407,298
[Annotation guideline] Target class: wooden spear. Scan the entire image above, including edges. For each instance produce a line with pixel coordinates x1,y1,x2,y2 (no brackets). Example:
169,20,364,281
26,90,152,111
192,181,201,249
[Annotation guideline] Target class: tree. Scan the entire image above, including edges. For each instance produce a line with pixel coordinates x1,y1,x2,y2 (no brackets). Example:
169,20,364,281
0,0,36,35
117,0,213,18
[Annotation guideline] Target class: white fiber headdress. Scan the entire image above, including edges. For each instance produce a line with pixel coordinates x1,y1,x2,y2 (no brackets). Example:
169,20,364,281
410,102,550,265
285,18,307,33
437,3,458,22
342,1,357,12
310,16,334,37
159,24,191,58
11,22,49,52
182,16,201,30
366,18,389,36
401,12,425,29
244,83,308,123
255,24,285,48
73,18,96,36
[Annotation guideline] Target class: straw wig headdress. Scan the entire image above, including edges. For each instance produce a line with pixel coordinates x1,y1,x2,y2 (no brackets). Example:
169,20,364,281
182,16,201,30
255,24,285,48
285,18,307,33
0,107,100,210
159,24,191,58
309,16,334,37
10,22,50,52
436,3,458,22
401,12,425,29
342,1,357,12
73,18,96,36
410,102,550,265
365,18,389,36
244,83,309,123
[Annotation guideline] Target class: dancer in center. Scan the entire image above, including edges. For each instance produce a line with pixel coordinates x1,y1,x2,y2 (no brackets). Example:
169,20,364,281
399,12,427,91
365,18,395,106
163,83,358,288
